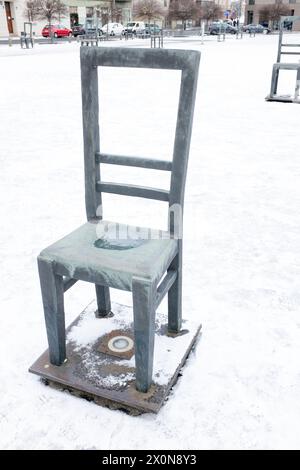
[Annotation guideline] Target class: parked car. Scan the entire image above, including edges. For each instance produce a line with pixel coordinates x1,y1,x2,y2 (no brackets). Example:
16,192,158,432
100,23,124,36
124,21,145,35
75,19,104,36
145,23,161,35
209,22,237,35
42,24,72,38
243,24,271,34
85,24,104,36
71,24,86,37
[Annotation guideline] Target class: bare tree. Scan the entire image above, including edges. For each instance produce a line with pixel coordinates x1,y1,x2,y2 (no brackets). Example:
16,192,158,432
259,5,271,25
56,0,68,22
133,0,165,24
38,0,68,25
259,1,290,29
37,0,68,40
168,0,200,30
200,1,223,26
109,0,118,22
24,0,40,22
100,1,122,25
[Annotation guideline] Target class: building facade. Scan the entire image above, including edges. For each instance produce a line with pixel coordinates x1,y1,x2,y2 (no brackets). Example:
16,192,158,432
167,0,242,28
4,0,288,37
0,0,132,37
245,0,300,30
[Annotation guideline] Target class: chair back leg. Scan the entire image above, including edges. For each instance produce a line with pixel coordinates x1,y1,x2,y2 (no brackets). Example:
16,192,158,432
295,67,300,99
168,251,182,334
37,258,66,365
95,285,111,317
132,277,156,393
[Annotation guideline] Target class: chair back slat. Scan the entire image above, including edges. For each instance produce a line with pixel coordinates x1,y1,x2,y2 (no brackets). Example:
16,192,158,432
97,182,169,202
96,153,172,171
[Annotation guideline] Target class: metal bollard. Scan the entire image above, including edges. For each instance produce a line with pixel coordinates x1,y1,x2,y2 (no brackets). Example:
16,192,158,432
236,28,243,39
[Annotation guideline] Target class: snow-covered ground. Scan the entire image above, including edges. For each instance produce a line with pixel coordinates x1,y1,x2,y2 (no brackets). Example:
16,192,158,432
0,33,300,450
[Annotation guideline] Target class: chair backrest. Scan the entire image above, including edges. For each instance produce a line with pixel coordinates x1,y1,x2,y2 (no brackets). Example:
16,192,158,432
80,46,200,235
277,16,300,63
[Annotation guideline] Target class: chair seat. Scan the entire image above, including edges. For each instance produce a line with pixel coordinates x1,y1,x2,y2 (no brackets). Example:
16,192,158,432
38,220,178,291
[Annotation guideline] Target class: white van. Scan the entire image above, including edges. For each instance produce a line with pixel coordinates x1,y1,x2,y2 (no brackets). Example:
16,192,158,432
124,21,145,35
100,23,124,36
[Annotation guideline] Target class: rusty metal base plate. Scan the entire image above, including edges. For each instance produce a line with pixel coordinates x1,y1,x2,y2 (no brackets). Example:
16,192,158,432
265,94,300,104
29,302,201,415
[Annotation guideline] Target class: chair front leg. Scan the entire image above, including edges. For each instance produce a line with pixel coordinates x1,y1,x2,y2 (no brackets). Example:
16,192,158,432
132,276,156,393
270,65,279,97
295,67,300,100
37,257,66,365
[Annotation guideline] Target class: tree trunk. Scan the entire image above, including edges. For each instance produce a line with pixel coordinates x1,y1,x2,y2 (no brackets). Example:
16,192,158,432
111,0,116,22
49,18,54,43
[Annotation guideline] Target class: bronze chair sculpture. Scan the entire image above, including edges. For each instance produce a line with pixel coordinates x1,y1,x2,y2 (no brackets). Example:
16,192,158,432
37,47,200,393
266,15,300,104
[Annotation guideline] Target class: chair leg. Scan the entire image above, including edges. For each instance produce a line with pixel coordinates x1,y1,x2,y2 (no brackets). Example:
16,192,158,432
95,285,111,317
132,276,156,393
168,251,182,334
295,67,300,99
37,257,66,365
270,65,279,97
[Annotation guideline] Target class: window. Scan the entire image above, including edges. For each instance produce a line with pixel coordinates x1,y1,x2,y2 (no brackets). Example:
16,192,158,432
86,7,94,18
248,0,255,5
289,0,296,4
247,11,254,24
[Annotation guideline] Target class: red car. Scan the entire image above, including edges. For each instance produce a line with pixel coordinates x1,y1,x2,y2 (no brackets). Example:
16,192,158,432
42,24,72,38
